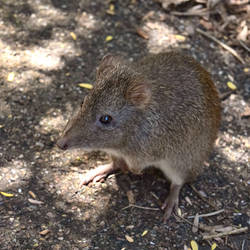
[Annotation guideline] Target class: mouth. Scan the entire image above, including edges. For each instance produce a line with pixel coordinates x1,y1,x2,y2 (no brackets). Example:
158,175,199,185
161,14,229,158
57,139,94,152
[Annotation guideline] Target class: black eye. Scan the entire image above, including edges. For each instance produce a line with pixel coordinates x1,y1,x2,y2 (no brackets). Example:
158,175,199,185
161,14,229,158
99,115,112,124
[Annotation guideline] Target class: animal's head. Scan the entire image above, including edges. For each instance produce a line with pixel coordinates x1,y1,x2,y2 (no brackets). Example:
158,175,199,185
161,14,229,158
57,55,151,151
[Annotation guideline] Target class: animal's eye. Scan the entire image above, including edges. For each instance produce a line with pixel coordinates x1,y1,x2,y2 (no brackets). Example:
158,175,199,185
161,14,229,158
99,115,112,125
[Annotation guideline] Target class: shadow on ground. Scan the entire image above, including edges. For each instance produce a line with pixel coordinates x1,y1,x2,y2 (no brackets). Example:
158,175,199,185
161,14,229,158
0,0,249,249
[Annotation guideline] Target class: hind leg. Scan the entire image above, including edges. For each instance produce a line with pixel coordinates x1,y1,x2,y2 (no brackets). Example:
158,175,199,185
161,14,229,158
161,183,182,222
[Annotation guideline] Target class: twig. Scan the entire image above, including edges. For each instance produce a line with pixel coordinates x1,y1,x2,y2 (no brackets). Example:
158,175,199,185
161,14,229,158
242,239,246,250
188,209,224,219
190,184,218,209
174,214,194,226
174,214,212,232
150,191,163,207
172,10,208,17
203,227,248,240
122,204,160,211
197,28,245,64
150,191,160,201
239,40,250,53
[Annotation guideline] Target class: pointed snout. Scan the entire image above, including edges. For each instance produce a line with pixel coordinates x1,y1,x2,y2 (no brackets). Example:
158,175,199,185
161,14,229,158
57,136,69,150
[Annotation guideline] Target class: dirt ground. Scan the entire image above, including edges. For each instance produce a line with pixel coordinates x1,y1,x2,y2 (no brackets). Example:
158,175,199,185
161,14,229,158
0,0,249,249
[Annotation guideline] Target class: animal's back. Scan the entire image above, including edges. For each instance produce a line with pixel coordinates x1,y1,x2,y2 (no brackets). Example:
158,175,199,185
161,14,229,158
133,52,221,180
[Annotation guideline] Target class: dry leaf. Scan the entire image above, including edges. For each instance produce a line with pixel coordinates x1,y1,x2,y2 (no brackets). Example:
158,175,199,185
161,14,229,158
174,34,186,41
237,21,248,41
78,83,93,89
105,35,113,42
177,207,182,217
0,191,14,197
190,240,198,250
126,225,134,230
70,32,77,40
7,72,15,82
125,234,134,243
106,4,115,15
198,190,207,197
243,68,249,73
185,196,192,205
211,243,217,250
227,81,237,90
28,191,37,199
215,226,234,233
28,198,44,205
141,230,148,236
192,213,199,233
157,0,190,9
200,19,213,30
136,28,149,40
40,229,50,235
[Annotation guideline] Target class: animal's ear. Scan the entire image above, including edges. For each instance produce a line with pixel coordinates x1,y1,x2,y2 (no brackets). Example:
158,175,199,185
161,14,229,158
126,81,151,109
97,54,121,78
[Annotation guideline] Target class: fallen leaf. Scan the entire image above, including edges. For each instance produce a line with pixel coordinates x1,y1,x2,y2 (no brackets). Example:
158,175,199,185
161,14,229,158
106,4,115,15
244,68,249,73
0,191,14,197
105,35,113,42
40,229,50,235
237,21,248,41
177,207,182,217
141,230,148,236
185,196,192,205
28,191,37,199
192,213,199,233
191,240,198,250
174,34,186,41
136,28,149,39
158,0,190,9
7,72,15,82
125,235,134,243
126,225,134,230
28,198,44,205
215,226,233,233
70,32,77,40
211,243,217,250
78,83,93,89
200,19,213,30
227,81,237,90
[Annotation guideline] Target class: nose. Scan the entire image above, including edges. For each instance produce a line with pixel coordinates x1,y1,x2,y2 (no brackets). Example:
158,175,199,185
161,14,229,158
57,137,69,150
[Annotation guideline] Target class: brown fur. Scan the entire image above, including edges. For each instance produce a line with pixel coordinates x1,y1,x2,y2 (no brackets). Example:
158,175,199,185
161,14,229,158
57,51,221,219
